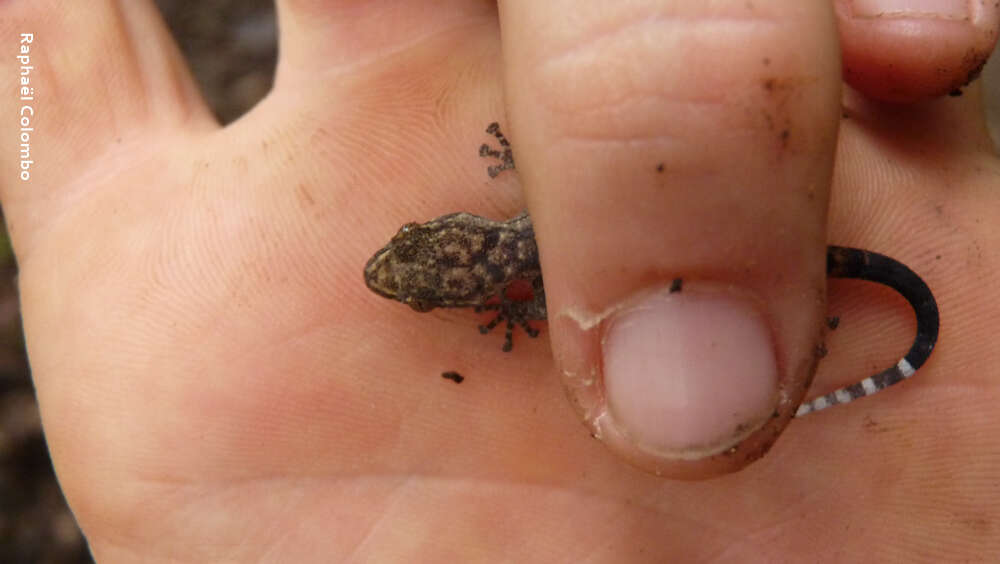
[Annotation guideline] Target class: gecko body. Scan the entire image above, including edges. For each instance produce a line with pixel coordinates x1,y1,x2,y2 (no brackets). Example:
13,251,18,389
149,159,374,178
364,211,545,352
363,123,939,416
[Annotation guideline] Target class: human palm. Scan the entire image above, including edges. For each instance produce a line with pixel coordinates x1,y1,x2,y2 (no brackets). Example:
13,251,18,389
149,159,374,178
3,1,999,561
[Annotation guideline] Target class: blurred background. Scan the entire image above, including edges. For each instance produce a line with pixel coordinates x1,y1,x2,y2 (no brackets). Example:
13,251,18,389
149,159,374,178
2,2,1000,562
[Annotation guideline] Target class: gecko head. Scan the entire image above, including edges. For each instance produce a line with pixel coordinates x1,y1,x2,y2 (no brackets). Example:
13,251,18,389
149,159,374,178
363,222,444,312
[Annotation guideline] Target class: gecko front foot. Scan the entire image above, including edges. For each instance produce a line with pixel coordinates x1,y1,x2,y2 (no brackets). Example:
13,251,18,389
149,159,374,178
476,301,541,352
475,279,546,352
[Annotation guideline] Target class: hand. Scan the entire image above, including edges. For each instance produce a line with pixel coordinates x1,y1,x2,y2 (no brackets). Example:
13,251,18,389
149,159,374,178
3,1,997,561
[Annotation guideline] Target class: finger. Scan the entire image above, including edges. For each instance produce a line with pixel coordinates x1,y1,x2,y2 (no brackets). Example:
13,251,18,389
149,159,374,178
498,1,841,478
836,0,1000,102
273,0,493,82
0,0,215,254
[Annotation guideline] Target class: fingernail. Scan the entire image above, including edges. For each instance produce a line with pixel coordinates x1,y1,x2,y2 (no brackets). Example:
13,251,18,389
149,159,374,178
848,0,969,20
602,286,778,459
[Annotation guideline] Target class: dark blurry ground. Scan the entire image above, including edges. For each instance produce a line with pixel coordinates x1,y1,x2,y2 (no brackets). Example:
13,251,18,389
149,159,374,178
0,1,276,562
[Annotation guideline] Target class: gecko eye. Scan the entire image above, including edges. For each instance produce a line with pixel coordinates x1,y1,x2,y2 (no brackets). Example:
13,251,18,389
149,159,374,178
394,240,420,262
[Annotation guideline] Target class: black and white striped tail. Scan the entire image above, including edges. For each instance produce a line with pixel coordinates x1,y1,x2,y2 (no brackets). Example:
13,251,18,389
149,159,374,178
795,246,940,417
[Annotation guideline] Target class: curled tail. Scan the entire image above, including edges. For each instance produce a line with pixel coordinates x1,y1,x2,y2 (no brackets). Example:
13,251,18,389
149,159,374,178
795,246,940,417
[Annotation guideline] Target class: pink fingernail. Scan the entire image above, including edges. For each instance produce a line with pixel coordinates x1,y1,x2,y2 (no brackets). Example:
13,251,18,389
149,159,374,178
601,286,778,458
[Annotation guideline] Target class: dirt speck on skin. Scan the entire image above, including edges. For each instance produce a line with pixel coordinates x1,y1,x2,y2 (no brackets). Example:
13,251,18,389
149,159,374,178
815,342,828,359
963,50,988,87
441,371,465,384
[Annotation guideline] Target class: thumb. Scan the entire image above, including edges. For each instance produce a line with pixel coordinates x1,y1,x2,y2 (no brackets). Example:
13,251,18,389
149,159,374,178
499,2,840,478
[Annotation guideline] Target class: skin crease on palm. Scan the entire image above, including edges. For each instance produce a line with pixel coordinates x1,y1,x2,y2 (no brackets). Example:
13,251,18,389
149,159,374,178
2,0,999,561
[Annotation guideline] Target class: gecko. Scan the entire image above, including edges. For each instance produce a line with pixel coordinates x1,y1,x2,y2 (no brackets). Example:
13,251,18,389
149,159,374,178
363,123,940,417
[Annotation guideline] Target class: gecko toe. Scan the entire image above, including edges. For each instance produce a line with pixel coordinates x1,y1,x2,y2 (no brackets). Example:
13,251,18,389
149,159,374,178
479,313,504,334
503,320,515,352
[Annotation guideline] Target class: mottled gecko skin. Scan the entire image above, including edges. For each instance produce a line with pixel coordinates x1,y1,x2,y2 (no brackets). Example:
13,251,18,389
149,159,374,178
363,211,546,352
363,122,939,416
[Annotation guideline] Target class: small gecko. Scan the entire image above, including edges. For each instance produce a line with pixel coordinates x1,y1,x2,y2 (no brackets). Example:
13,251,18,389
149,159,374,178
363,123,939,417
